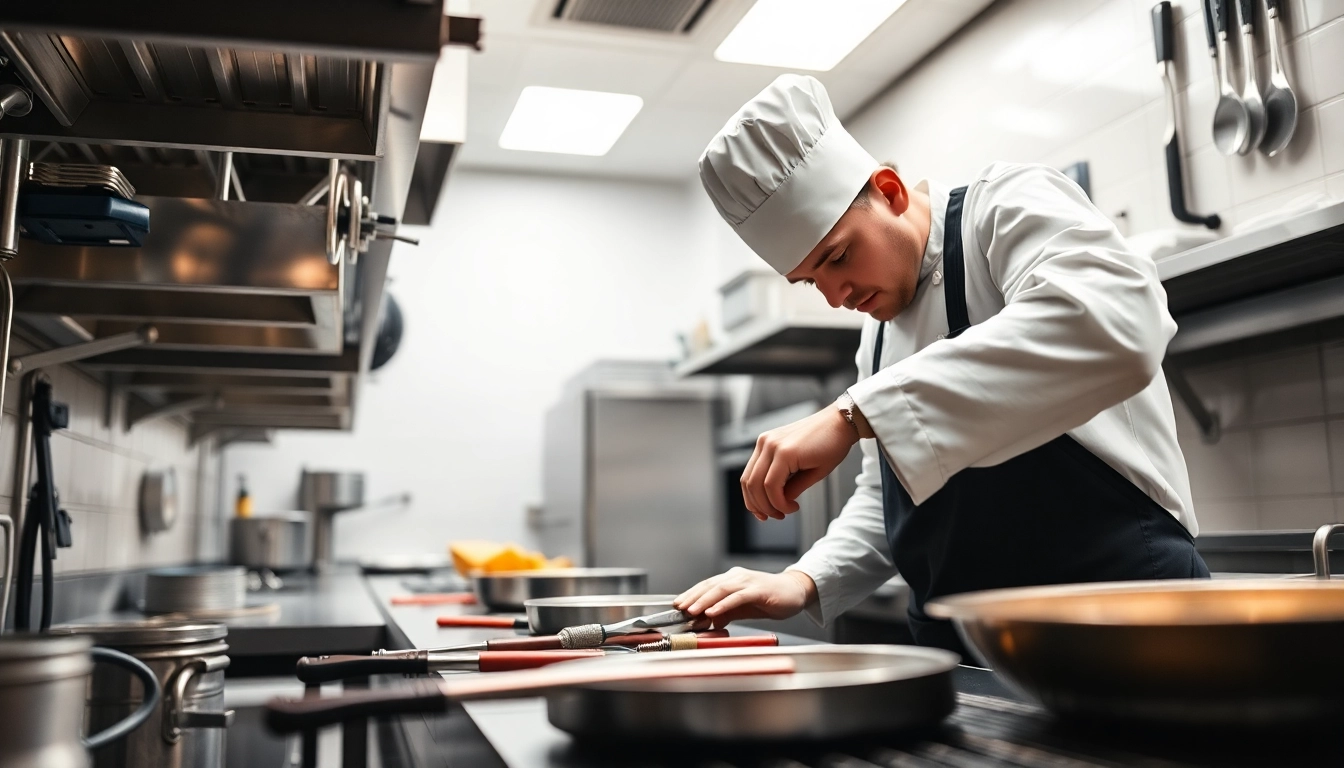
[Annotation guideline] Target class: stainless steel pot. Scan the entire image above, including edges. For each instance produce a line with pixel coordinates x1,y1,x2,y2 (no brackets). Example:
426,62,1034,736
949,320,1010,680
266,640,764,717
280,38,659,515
144,567,247,615
230,514,308,571
54,621,233,768
0,634,161,768
471,568,648,611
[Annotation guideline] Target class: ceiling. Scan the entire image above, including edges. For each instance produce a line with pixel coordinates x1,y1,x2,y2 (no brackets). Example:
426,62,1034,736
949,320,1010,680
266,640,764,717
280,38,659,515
453,0,995,182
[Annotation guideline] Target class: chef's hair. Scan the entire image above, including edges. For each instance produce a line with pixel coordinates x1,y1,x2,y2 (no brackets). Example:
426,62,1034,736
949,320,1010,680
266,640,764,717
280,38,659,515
850,161,900,210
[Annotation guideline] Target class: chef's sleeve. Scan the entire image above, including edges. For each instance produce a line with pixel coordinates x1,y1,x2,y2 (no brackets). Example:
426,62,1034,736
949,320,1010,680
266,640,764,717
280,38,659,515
847,163,1176,504
788,323,899,626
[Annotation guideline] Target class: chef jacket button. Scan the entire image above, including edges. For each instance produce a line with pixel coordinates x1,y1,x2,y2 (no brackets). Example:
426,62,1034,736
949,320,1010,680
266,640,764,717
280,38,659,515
932,270,943,285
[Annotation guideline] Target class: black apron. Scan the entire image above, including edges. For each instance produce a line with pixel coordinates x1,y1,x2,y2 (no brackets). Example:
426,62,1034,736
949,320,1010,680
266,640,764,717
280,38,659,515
876,186,1209,658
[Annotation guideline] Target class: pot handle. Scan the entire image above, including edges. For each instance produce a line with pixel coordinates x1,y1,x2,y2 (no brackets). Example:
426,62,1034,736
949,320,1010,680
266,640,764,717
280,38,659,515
1312,524,1344,579
164,654,234,744
83,648,163,751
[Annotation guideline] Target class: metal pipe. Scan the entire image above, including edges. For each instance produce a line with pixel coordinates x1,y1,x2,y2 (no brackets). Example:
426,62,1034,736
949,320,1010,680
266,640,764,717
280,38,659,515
0,138,29,259
215,151,233,201
229,165,246,202
8,371,37,611
9,325,157,375
0,266,12,632
299,178,331,206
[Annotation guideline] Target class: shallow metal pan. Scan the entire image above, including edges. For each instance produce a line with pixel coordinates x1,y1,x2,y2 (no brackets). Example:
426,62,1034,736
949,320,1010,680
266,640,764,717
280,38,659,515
265,645,959,741
927,578,1344,727
524,594,678,635
471,568,647,611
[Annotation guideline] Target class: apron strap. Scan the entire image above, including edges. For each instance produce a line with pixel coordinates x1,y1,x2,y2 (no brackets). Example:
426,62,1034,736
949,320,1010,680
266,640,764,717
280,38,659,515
943,186,970,338
871,185,970,372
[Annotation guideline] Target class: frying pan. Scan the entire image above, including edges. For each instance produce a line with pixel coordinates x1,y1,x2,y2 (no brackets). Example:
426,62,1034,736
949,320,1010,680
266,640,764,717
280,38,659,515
927,578,1344,726
470,568,647,611
266,645,959,741
524,594,678,635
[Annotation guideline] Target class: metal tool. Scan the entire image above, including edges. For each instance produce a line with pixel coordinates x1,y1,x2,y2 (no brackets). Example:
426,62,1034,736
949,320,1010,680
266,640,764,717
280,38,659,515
1213,0,1253,155
296,649,608,684
1236,0,1268,152
471,568,648,611
557,608,696,648
28,162,136,200
635,633,779,652
266,646,958,741
1155,2,1221,228
524,594,676,635
377,629,729,656
1259,0,1299,155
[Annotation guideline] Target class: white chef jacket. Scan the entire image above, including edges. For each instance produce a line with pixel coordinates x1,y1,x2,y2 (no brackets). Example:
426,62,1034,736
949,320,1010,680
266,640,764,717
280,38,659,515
789,162,1197,626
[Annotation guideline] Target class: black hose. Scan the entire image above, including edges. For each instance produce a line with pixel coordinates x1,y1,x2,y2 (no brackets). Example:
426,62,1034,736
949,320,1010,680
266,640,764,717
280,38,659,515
83,648,162,751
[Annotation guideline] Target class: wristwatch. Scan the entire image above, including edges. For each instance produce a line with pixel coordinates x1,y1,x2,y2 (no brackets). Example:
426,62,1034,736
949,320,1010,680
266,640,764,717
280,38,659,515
835,392,863,437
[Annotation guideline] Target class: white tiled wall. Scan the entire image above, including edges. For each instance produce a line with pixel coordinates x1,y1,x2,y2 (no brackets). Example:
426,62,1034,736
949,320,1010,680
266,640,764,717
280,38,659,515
848,0,1344,235
842,0,1344,531
1173,342,1344,530
1,340,203,574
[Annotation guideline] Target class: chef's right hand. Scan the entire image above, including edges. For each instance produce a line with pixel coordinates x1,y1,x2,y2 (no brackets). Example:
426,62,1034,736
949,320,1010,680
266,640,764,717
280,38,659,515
674,568,817,626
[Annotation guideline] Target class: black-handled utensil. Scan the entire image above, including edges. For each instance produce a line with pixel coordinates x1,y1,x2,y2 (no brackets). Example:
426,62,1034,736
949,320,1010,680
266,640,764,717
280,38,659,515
1153,1,1221,229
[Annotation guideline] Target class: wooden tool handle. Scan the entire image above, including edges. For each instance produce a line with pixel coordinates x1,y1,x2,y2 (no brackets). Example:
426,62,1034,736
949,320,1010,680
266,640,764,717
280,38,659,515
295,654,427,684
693,634,779,649
267,656,797,733
436,615,526,629
441,654,797,701
266,680,447,734
476,650,603,672
390,593,477,606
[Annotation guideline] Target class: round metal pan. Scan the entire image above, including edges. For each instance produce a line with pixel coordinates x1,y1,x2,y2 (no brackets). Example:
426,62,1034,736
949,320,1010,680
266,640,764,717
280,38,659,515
545,645,958,741
927,579,1344,727
471,568,648,611
524,594,677,635
266,645,960,741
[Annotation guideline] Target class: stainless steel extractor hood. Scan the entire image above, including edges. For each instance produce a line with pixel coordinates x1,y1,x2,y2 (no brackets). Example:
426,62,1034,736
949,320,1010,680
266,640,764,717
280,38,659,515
0,2,480,439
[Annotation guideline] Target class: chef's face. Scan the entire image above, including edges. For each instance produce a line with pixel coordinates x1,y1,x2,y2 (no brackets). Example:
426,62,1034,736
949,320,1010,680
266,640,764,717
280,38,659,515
785,167,927,322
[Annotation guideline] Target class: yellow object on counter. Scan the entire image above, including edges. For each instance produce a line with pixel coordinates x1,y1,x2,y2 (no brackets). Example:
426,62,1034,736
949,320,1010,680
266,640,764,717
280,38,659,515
235,475,252,518
449,540,574,576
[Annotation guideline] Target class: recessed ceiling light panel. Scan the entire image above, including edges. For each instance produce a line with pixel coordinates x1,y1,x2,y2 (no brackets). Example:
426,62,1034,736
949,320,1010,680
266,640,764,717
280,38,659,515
714,0,908,72
498,86,644,156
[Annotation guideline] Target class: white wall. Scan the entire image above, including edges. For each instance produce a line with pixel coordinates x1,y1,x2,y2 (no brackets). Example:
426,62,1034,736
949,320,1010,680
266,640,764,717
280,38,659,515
222,169,716,558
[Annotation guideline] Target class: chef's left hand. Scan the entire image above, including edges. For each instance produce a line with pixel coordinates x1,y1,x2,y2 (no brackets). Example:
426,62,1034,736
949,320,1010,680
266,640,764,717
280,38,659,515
741,406,858,520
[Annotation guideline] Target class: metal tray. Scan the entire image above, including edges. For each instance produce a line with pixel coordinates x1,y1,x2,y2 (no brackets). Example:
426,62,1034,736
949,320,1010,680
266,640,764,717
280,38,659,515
471,568,648,611
524,594,677,635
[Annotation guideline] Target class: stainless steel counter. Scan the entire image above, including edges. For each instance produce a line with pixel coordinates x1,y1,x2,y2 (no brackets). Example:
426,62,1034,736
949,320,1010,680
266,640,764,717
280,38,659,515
361,575,1344,768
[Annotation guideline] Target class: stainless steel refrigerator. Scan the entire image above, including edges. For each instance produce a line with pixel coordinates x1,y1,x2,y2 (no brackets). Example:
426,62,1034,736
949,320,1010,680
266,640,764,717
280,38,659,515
538,361,721,594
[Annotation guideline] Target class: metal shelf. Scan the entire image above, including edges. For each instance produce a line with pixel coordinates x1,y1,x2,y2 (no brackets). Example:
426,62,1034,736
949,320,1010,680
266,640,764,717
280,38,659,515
675,314,863,377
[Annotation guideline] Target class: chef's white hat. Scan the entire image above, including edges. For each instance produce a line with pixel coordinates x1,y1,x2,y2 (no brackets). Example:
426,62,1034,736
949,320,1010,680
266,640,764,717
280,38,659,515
699,74,878,275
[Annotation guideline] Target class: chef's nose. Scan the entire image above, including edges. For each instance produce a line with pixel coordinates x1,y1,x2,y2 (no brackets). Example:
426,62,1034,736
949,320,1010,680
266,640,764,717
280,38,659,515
816,279,849,309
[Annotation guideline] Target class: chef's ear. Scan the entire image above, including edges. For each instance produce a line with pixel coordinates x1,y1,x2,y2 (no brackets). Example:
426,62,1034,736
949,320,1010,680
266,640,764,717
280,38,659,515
872,167,909,216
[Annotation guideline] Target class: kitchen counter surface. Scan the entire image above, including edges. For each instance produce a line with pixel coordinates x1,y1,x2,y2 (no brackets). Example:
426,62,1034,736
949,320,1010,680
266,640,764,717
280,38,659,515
360,574,1344,768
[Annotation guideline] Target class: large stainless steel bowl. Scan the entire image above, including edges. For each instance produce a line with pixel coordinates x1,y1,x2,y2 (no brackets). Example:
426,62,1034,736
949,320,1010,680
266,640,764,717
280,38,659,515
524,594,677,635
471,568,647,611
927,579,1344,726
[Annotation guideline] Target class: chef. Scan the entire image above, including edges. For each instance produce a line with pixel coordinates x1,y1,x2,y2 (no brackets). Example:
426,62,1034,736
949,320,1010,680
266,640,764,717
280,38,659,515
676,74,1209,655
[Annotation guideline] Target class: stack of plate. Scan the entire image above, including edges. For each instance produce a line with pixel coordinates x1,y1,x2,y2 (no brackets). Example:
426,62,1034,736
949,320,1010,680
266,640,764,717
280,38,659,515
143,566,247,615
28,162,136,200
